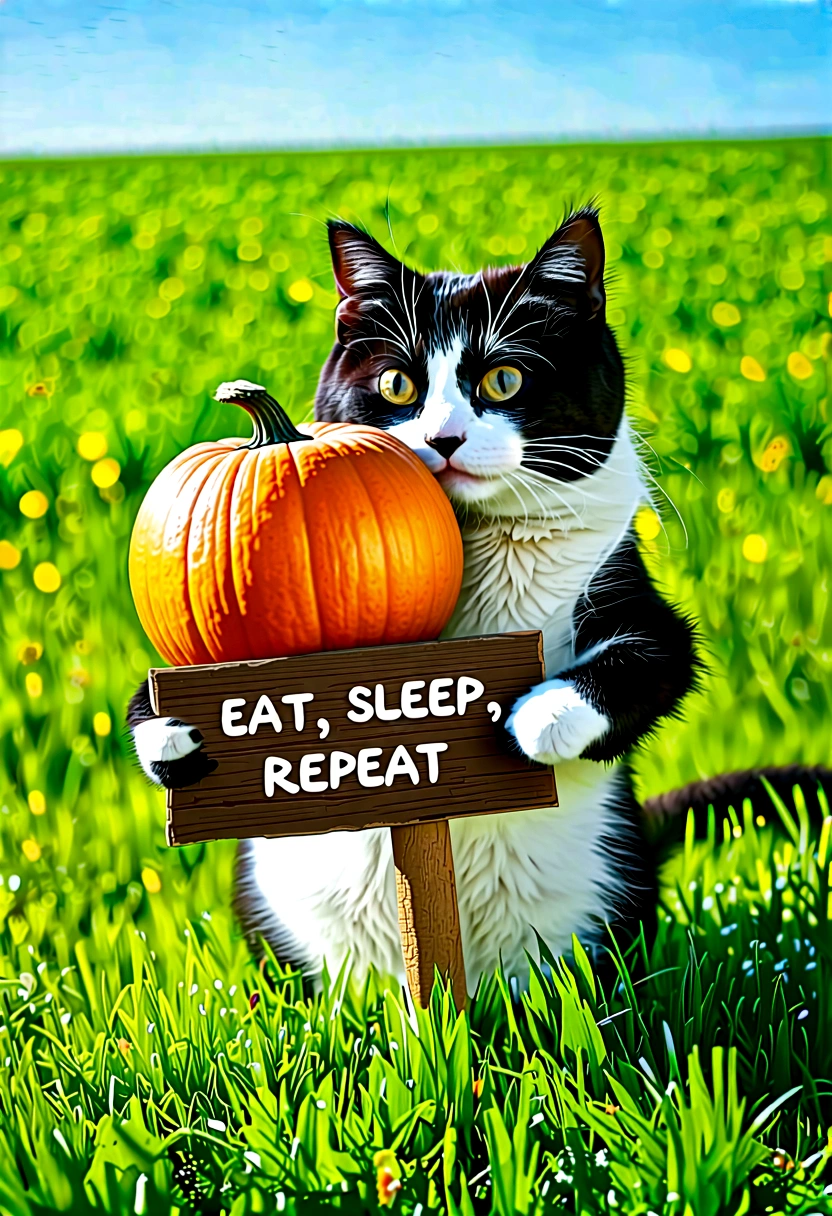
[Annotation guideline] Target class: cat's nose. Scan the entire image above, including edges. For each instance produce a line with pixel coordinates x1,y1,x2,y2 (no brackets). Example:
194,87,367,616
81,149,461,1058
424,433,465,459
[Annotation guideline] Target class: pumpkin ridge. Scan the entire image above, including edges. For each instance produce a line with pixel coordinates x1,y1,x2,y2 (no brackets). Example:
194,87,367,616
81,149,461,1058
358,466,392,644
193,445,249,661
174,452,226,665
284,440,326,651
323,441,390,645
219,448,250,649
228,445,271,659
155,450,222,665
350,445,417,642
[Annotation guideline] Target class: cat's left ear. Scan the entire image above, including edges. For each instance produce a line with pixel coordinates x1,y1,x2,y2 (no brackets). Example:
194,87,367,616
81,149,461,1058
327,220,420,345
529,209,606,316
327,220,416,299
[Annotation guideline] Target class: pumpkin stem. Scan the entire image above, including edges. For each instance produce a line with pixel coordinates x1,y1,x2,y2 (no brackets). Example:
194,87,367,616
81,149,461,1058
214,380,307,447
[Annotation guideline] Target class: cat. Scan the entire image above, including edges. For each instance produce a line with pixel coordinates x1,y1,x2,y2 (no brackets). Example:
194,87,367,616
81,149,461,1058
129,208,703,991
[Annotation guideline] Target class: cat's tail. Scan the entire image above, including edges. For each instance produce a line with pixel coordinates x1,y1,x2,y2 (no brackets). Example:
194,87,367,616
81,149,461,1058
641,764,832,845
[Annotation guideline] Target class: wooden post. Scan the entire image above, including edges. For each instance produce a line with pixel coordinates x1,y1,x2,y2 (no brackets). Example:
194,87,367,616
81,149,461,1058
391,821,467,1011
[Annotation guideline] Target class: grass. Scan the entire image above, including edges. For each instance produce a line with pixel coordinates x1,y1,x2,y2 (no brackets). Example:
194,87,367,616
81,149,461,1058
0,135,829,1211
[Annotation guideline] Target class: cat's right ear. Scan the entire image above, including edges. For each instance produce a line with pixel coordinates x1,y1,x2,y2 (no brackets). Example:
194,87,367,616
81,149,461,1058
327,221,406,298
327,221,416,344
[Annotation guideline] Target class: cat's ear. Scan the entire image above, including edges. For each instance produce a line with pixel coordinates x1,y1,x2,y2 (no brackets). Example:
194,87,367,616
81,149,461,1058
327,221,412,298
529,209,606,315
327,221,418,344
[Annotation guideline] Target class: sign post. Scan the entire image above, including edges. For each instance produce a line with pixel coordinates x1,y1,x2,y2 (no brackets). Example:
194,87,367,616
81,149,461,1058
151,631,556,1009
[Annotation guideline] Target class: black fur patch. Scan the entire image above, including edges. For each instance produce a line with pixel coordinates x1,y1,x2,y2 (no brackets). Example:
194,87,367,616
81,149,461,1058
150,752,218,790
559,535,702,762
126,679,154,726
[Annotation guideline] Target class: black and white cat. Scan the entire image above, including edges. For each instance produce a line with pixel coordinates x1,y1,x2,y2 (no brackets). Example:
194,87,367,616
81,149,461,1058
130,209,701,990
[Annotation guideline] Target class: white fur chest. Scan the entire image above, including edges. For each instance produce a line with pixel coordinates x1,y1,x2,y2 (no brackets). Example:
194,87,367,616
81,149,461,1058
445,424,646,673
445,517,613,674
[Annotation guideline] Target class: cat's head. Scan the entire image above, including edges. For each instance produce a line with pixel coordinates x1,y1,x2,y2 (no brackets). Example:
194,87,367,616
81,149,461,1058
314,208,626,510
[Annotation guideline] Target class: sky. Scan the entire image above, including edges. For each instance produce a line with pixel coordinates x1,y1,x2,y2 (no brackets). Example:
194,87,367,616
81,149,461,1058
0,0,829,157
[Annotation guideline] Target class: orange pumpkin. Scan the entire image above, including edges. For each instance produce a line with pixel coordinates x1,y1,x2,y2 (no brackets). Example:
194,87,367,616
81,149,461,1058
129,380,463,666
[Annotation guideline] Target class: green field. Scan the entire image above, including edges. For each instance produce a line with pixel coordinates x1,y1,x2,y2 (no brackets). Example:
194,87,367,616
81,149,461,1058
0,137,830,1213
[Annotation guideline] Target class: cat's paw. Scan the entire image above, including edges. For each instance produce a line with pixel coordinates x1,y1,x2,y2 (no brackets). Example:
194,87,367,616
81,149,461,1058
506,679,610,765
133,717,217,788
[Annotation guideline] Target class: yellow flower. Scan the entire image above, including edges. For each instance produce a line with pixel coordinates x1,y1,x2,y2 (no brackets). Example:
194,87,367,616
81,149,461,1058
717,488,736,513
18,641,43,665
28,790,46,815
159,276,185,301
0,541,21,570
0,428,24,467
740,356,766,382
663,348,691,373
93,712,112,737
91,458,120,488
33,562,61,593
742,534,768,563
237,241,262,263
374,1150,402,1206
25,672,42,698
778,264,804,291
142,868,162,894
183,245,204,271
712,302,741,328
77,431,108,461
19,490,48,519
758,436,790,473
22,839,41,862
635,506,661,541
146,297,170,318
787,351,813,381
117,1037,132,1055
288,278,314,303
816,475,832,505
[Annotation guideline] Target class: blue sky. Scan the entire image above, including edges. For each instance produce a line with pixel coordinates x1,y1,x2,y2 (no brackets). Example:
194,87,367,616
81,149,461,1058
1,0,828,156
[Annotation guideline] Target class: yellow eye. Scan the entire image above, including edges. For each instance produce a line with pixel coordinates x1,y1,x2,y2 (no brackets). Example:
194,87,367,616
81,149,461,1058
379,369,418,406
479,365,522,402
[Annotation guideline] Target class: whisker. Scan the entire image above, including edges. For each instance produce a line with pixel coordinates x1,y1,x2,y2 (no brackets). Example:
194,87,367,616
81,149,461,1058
519,464,632,509
498,471,531,528
510,468,586,529
507,470,559,526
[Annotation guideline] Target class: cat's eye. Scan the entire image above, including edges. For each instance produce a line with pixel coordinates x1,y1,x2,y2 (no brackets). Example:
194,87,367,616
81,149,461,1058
479,365,523,403
379,369,418,406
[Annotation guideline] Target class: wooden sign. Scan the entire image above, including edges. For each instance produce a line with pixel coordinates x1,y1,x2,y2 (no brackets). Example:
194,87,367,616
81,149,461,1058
150,631,556,1008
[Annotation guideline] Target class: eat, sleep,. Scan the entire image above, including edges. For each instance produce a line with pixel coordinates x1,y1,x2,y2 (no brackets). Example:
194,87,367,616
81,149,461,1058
221,675,486,737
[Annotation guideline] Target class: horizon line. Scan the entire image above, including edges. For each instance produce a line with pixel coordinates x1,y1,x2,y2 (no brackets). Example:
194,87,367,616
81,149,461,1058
3,124,829,166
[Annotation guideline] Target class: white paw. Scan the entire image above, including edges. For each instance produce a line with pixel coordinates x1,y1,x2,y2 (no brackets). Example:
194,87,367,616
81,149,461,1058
506,680,610,764
133,717,202,781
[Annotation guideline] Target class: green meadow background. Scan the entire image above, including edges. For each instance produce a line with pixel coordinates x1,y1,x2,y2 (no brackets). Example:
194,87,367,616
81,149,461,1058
0,137,830,1213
